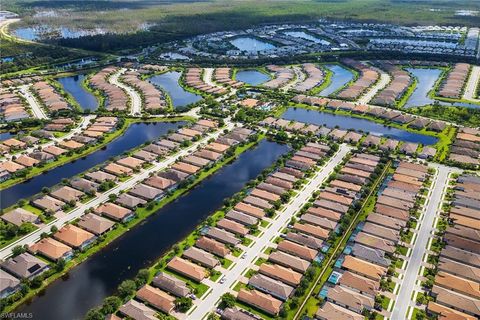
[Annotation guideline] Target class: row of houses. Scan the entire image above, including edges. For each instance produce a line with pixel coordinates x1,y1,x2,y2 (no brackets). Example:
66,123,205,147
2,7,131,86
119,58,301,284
426,173,480,319
104,127,268,319
213,68,244,88
0,117,118,182
1,76,43,88
0,89,29,122
317,161,429,319
120,69,167,112
448,127,480,166
371,62,412,107
262,65,295,89
184,68,227,95
89,67,129,111
31,81,71,113
293,94,447,132
260,116,436,158
292,63,324,92
336,59,379,101
232,142,332,316
437,63,470,99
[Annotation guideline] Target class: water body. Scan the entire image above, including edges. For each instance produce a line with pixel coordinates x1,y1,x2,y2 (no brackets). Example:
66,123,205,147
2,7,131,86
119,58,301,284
282,108,438,145
57,74,98,111
149,72,202,109
235,70,271,86
17,140,288,320
319,65,354,96
0,132,15,140
14,26,102,41
404,68,480,109
229,37,276,53
284,31,330,45
0,122,183,209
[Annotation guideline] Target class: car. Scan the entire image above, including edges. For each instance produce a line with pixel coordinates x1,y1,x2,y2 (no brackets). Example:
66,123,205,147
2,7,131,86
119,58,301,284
241,253,247,259
219,276,226,284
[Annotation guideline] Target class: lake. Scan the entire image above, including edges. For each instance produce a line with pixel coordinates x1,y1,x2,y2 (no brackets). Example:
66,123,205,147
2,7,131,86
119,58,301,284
16,140,289,320
0,122,184,209
149,71,202,109
229,37,276,53
284,31,330,45
282,108,438,145
319,64,354,96
58,74,98,111
235,70,271,86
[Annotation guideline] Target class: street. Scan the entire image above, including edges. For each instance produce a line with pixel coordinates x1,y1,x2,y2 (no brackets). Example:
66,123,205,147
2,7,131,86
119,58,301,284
18,85,49,119
109,68,142,116
186,144,352,320
390,164,454,320
463,65,480,102
0,123,234,260
357,71,391,104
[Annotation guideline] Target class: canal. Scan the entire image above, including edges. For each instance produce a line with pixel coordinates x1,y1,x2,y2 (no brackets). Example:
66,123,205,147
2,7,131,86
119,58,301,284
58,74,99,111
17,140,289,320
0,122,184,209
149,71,202,109
319,64,354,96
282,108,438,145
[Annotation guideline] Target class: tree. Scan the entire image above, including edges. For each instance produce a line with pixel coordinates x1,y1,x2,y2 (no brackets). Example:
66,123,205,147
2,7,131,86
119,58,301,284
84,308,104,320
12,245,26,257
175,297,193,312
135,269,150,287
101,296,122,314
55,258,66,271
118,279,137,298
220,293,236,308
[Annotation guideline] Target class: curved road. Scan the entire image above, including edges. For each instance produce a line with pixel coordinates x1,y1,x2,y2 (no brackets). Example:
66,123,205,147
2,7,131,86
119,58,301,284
109,68,142,116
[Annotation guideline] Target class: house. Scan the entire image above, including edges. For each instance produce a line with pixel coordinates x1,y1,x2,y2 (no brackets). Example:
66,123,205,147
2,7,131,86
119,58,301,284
77,213,115,235
341,255,386,281
431,285,480,317
338,271,379,297
237,289,282,316
96,202,135,222
14,155,39,167
221,308,261,320
143,175,175,191
0,270,20,299
326,285,374,313
29,238,73,262
0,161,25,173
194,149,222,161
1,208,39,227
234,202,265,219
103,163,133,176
115,193,147,209
250,188,280,202
259,263,302,286
427,301,477,320
206,227,240,246
43,145,67,156
84,170,116,183
166,256,207,282
196,236,230,257
285,232,323,250
50,186,84,203
351,243,391,267
1,252,49,279
70,178,99,193
54,224,96,250
268,251,311,273
277,240,317,261
248,274,294,301
183,247,219,268
32,195,65,212
225,210,258,226
216,218,249,236
354,232,395,254
316,301,364,320
116,156,144,169
434,271,480,299
118,300,158,320
172,162,200,175
128,183,163,201
133,150,157,162
136,284,175,314
152,272,190,297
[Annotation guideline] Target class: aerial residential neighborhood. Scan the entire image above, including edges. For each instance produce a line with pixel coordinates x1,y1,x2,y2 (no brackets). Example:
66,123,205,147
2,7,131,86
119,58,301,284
0,1,479,320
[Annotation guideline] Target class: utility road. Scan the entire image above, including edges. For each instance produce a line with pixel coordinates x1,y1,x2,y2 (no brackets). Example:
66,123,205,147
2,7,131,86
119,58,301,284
0,123,234,260
391,165,455,320
18,85,49,119
109,68,142,116
187,144,352,320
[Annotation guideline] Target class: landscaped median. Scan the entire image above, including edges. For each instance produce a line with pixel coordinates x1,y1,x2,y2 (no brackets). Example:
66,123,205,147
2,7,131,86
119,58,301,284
0,127,264,314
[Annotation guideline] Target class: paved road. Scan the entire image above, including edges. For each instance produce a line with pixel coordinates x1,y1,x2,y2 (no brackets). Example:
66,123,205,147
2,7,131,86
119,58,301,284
110,68,142,116
0,124,233,260
357,71,391,104
390,165,454,320
202,68,216,87
18,85,49,119
463,65,480,102
187,144,352,320
283,66,305,91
